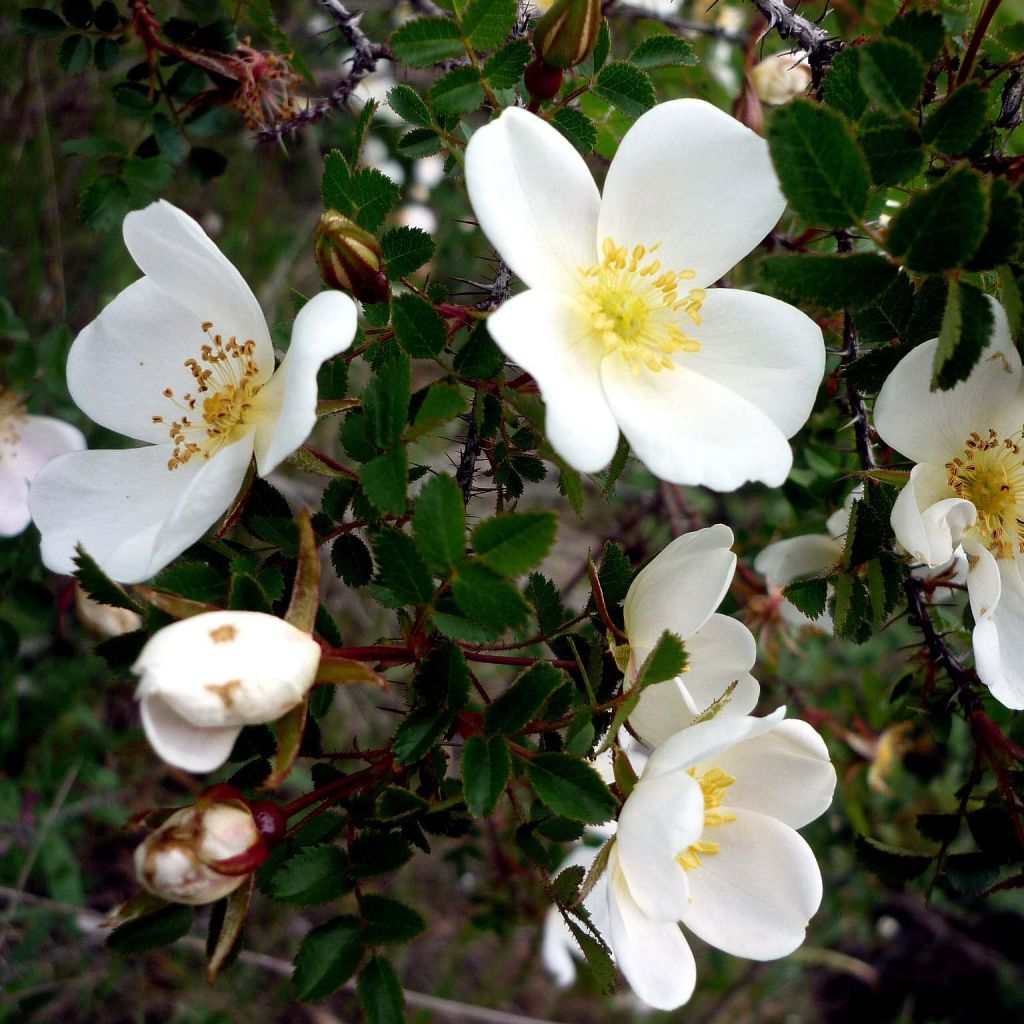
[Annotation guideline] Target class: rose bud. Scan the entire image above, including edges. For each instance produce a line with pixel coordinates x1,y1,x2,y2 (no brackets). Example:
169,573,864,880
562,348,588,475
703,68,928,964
133,610,322,773
534,0,602,70
750,51,811,107
133,801,263,905
314,210,389,304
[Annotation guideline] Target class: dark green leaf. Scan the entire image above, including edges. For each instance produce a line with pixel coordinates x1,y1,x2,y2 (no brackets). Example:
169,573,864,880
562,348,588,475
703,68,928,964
358,957,405,1024
382,226,435,277
413,473,465,575
187,146,227,182
551,106,597,153
62,0,92,27
591,18,610,71
292,916,364,1001
455,322,505,377
967,178,1023,270
916,811,961,843
429,66,485,116
58,33,91,73
822,49,867,121
634,630,687,689
123,155,174,206
525,572,565,637
364,355,411,448
390,16,464,67
484,662,566,734
393,707,453,764
112,82,156,114
349,168,402,231
92,36,120,69
460,0,517,50
854,834,932,884
387,84,431,126
361,448,409,516
268,845,349,905
413,640,470,709
107,904,194,953
783,575,830,620
407,382,464,441
526,754,617,824
462,734,511,815
361,895,426,944
762,253,898,310
373,528,434,604
80,174,131,231
19,8,66,36
392,293,446,358
567,920,616,994
629,34,698,68
153,561,224,602
483,38,530,88
767,100,870,228
73,546,141,613
860,117,924,186
93,0,117,30
906,274,949,345
883,11,944,63
946,851,1002,895
472,512,557,577
593,62,655,117
451,561,531,632
322,149,351,212
886,167,987,272
398,128,444,158
858,39,926,114
923,81,987,153
597,542,632,608
932,280,995,391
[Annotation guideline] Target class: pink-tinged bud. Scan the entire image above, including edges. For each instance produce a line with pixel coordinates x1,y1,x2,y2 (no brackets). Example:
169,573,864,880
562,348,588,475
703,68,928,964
534,0,602,70
314,210,389,304
133,802,264,905
249,800,288,845
524,59,564,103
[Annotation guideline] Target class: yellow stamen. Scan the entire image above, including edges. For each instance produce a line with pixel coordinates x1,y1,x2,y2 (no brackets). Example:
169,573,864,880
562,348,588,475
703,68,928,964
675,766,737,871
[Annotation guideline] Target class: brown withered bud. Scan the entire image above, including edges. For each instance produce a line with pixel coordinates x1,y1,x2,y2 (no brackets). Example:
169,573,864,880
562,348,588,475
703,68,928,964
314,210,389,304
534,0,602,70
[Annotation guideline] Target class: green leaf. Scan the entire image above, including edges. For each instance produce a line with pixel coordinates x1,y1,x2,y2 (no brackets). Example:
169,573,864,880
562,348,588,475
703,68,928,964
360,895,426,944
567,920,616,994
364,355,411,448
153,561,224,602
429,66,485,115
322,148,351,212
525,572,565,636
762,253,898,310
382,226,435,277
628,34,697,69
398,128,443,159
112,82,155,114
886,167,987,272
822,49,867,121
80,174,131,231
484,662,566,734
591,17,610,71
472,512,557,577
932,280,995,391
387,84,432,127
373,528,434,604
916,811,961,843
92,36,120,70
393,707,453,764
19,8,67,36
633,630,687,689
460,0,517,50
854,835,931,884
526,754,617,824
455,323,505,378
461,734,511,815
62,0,93,28
107,904,194,953
292,916,364,1001
413,640,470,709
451,561,530,632
946,851,1002,895
268,845,349,905
390,16,464,66
73,546,142,613
122,155,174,206
597,541,632,608
923,81,987,153
767,100,870,228
358,957,406,1024
967,178,1023,270
407,382,464,441
413,473,465,575
551,106,597,153
392,293,446,358
858,39,926,114
58,33,92,73
783,575,830,620
483,38,530,88
860,117,924,186
854,271,914,346
349,168,401,231
883,10,944,63
361,448,409,516
593,62,656,117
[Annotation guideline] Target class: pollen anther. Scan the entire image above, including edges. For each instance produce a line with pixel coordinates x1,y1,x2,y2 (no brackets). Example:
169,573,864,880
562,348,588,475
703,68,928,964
675,766,737,871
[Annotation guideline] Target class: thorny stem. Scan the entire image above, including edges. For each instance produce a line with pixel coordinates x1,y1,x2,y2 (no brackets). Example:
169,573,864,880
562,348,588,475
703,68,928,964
320,646,579,671
588,557,628,642
741,0,842,91
837,230,876,472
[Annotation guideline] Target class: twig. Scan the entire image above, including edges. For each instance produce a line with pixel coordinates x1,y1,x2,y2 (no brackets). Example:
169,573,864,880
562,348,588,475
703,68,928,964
836,231,876,471
603,1,747,44
742,0,841,87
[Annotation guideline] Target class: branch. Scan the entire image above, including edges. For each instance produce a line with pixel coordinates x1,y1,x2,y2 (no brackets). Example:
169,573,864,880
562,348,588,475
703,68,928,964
257,0,391,141
837,231,876,471
603,1,747,44
742,0,842,86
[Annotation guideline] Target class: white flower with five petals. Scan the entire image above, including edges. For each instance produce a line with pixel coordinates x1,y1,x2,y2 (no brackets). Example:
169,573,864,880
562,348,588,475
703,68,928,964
28,201,357,584
465,101,824,490
605,709,835,1009
874,298,1024,708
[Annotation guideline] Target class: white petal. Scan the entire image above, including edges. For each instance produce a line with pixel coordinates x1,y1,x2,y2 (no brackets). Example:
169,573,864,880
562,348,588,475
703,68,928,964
29,436,252,583
683,289,824,438
681,808,822,960
12,415,86,479
66,279,270,444
139,693,242,773
874,300,1021,465
616,770,703,921
122,201,272,366
891,464,975,567
643,708,787,782
601,356,794,489
598,99,786,288
465,108,600,292
0,465,30,536
755,534,842,587
486,290,619,472
705,719,835,828
252,291,359,475
606,851,697,1011
973,555,1024,709
624,524,736,654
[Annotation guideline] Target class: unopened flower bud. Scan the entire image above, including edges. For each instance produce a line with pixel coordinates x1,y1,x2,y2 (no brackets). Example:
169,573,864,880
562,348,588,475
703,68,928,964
133,610,322,774
133,802,263,905
750,51,811,106
534,0,602,70
314,210,389,304
524,58,564,102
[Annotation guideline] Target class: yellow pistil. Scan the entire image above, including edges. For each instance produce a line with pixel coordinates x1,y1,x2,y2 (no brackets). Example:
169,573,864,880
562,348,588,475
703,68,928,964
675,766,736,871
945,428,1024,559
153,323,262,471
0,391,26,462
579,238,705,374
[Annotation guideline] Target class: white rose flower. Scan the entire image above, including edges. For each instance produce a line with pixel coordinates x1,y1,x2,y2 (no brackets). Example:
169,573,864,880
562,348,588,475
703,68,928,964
606,708,836,1009
134,801,260,905
624,524,761,747
28,201,357,584
0,394,84,537
874,298,1024,708
465,101,824,490
133,610,322,773
750,51,811,106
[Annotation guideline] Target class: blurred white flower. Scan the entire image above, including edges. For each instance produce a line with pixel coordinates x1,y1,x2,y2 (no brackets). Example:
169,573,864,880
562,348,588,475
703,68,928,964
875,297,1024,708
623,524,761,747
29,201,357,584
134,801,261,904
708,7,746,94
606,708,835,1009
0,394,83,537
750,51,811,106
363,134,406,186
133,610,322,773
466,102,823,489
411,154,446,201
353,60,403,125
394,203,438,236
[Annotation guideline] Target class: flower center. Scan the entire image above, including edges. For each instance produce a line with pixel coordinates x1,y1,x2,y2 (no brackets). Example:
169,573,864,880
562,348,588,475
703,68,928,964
0,392,26,462
153,323,262,471
945,428,1024,559
675,766,736,871
579,238,705,374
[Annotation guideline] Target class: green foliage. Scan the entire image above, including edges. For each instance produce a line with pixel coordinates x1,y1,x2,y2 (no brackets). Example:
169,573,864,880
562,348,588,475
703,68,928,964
382,227,435,277
857,39,925,115
292,916,364,1001
526,754,617,824
472,512,558,576
628,34,698,69
933,280,995,391
358,957,406,1024
484,663,567,734
390,17,464,67
392,293,447,358
762,253,898,310
552,106,598,153
461,734,512,815
430,67,486,116
106,904,195,953
593,62,656,117
413,474,466,574
923,82,988,153
268,845,350,905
